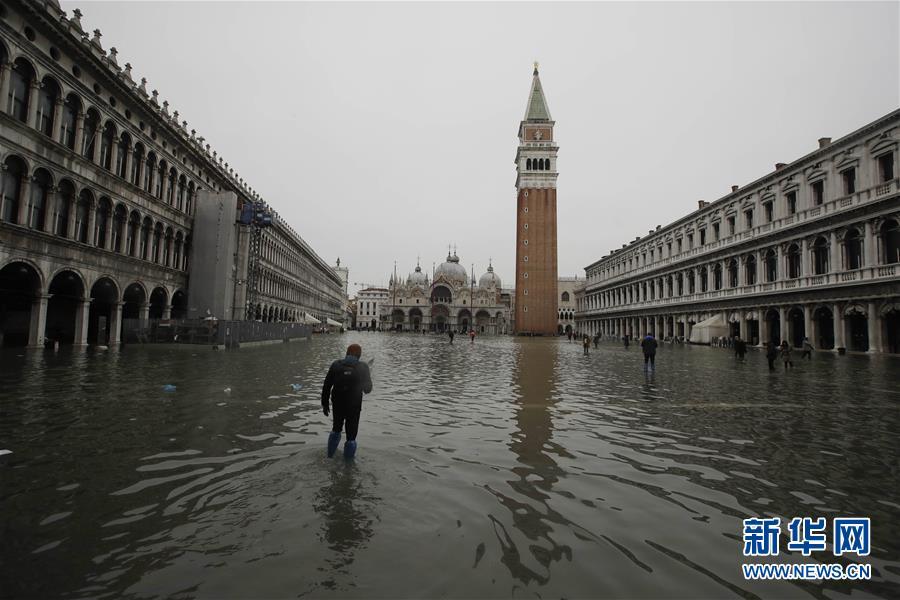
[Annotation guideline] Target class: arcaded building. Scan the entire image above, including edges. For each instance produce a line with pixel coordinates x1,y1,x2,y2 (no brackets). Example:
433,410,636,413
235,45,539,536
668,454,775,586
514,64,558,335
0,1,342,347
576,109,900,354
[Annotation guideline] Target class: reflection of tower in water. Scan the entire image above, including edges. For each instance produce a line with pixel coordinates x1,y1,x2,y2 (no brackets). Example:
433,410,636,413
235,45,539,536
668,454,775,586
488,339,572,586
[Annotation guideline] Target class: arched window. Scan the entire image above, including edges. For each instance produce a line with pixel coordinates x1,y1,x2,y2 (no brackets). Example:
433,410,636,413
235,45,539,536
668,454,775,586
155,161,166,198
787,243,801,278
55,179,75,237
82,109,100,159
765,249,777,282
544,159,550,170
186,182,195,215
176,175,186,211
99,121,116,170
126,211,140,256
727,258,738,287
812,237,829,275
28,168,51,230
145,152,157,193
74,189,92,243
164,227,173,266
844,229,863,270
131,143,144,186
140,217,152,259
111,204,127,253
700,267,708,292
881,219,900,264
666,275,673,296
676,272,683,295
60,93,81,150
95,198,112,248
152,223,163,263
713,264,723,290
116,132,131,179
8,58,35,123
561,291,570,302
686,270,695,294
36,77,60,137
166,168,177,205
745,255,757,285
0,156,26,223
526,158,532,170
174,232,183,270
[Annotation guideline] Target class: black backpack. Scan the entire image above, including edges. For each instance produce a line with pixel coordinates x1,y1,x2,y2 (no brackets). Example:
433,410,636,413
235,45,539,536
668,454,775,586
333,361,359,395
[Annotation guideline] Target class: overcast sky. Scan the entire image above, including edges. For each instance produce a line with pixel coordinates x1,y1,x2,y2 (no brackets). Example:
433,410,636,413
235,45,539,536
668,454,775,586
69,1,899,294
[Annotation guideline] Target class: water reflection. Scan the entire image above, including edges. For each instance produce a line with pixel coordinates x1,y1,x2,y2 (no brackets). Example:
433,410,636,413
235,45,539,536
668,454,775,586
487,338,572,585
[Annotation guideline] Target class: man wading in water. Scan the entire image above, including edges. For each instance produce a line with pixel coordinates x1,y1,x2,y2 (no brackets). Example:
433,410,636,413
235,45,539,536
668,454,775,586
322,343,373,459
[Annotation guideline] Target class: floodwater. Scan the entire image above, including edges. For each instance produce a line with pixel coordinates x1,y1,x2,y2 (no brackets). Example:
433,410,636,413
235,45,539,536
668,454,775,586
1,334,899,599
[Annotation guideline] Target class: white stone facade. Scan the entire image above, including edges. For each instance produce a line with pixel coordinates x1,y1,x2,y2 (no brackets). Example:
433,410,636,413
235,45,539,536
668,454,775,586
557,276,583,334
576,110,900,353
356,287,389,331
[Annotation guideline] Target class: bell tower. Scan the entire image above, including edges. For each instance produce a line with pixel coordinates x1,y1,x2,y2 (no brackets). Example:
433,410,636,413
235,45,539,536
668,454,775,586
514,63,558,335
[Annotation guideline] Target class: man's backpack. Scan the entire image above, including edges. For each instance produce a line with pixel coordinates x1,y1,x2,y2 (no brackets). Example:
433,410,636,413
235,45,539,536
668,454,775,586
333,361,359,396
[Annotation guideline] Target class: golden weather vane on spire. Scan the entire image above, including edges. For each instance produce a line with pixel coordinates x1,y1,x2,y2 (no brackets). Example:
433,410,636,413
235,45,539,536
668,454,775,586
533,60,539,72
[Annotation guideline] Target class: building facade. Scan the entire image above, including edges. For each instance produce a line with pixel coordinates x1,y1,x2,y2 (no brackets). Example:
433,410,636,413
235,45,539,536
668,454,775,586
380,251,511,334
514,64,558,335
557,276,583,334
0,1,342,347
356,286,389,331
576,110,900,354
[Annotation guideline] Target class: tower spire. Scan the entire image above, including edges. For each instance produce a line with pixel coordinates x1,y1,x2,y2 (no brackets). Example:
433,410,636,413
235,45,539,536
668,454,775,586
524,63,552,121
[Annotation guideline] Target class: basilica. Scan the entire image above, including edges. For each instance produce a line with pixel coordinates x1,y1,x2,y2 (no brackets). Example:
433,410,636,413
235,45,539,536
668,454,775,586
380,250,512,334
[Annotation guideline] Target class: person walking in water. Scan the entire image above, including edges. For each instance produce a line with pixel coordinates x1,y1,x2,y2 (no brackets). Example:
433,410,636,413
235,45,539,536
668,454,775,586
593,332,600,349
801,337,813,359
321,343,373,459
640,334,657,369
448,329,454,343
567,330,573,343
734,336,747,361
583,334,590,356
623,335,630,349
765,341,778,371
780,340,793,370
469,329,476,343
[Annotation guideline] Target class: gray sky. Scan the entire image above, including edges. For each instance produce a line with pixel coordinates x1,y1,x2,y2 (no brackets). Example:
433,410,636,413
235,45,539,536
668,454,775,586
70,1,899,295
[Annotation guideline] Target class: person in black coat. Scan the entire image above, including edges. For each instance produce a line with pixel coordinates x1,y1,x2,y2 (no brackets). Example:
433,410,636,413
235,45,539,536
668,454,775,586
322,343,373,458
640,334,658,368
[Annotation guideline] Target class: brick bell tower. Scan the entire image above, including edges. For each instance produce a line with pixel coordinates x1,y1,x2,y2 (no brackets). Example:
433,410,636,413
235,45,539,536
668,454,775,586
514,63,558,335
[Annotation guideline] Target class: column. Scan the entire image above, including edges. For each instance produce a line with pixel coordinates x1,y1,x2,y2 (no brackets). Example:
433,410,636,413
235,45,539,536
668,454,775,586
759,307,769,346
738,258,746,287
73,299,90,346
139,302,150,324
108,302,123,346
829,230,840,273
159,167,168,202
778,306,788,344
833,303,845,350
17,175,31,225
863,220,876,268
73,113,85,157
42,185,57,233
739,312,747,340
109,136,119,174
103,212,113,251
0,61,11,114
867,302,882,353
52,97,65,144
800,238,810,278
121,145,131,183
803,305,813,347
27,295,49,348
27,80,41,130
66,195,76,238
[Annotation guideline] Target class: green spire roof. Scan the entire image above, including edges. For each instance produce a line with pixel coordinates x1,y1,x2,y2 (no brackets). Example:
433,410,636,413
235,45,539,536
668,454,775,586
524,64,552,121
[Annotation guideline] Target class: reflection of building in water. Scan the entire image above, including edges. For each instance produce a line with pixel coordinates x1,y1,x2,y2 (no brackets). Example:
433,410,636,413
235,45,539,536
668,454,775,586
312,467,377,587
379,249,512,334
487,338,571,585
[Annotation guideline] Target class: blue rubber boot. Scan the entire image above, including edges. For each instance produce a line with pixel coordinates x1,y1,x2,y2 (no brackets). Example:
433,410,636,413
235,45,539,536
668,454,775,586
327,431,341,458
343,440,357,460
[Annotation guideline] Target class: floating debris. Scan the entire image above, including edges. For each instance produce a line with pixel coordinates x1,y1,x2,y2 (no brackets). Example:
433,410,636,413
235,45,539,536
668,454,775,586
223,387,232,393
290,383,303,392
0,449,11,457
162,384,177,392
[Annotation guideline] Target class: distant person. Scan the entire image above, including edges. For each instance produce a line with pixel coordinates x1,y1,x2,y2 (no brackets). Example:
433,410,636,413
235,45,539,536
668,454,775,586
734,336,747,361
765,342,778,371
593,332,599,349
623,335,630,349
321,343,373,459
448,330,455,344
469,329,476,343
583,334,590,356
567,330,573,343
780,340,793,370
801,337,813,360
640,334,658,369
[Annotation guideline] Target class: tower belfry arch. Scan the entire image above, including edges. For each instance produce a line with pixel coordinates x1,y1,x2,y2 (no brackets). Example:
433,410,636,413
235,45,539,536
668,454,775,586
514,63,558,335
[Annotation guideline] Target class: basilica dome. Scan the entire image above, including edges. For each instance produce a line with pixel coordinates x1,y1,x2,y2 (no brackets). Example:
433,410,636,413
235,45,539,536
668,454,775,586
435,251,468,284
407,263,428,287
478,264,501,290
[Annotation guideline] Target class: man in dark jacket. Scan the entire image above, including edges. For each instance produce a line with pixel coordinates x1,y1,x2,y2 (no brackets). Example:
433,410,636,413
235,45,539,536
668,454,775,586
322,343,373,459
640,334,658,368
